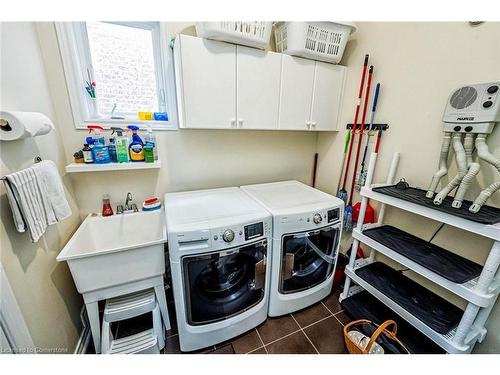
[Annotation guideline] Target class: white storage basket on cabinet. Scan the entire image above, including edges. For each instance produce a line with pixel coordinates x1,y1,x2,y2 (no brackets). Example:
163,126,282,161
274,22,356,64
196,22,273,49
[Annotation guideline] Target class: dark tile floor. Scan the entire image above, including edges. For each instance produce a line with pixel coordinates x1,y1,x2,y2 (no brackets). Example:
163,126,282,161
164,287,349,354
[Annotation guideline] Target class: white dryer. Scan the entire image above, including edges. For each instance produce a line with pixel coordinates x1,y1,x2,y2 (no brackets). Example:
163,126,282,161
165,187,272,352
241,181,344,317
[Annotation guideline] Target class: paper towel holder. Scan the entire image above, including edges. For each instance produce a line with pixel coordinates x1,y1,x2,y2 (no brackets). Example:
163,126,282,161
0,118,13,132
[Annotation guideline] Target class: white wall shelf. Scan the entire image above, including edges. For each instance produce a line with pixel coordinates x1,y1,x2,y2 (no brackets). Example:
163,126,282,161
65,161,161,173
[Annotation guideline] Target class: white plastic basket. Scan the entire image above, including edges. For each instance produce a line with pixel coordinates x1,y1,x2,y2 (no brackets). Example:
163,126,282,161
274,22,356,64
195,22,273,49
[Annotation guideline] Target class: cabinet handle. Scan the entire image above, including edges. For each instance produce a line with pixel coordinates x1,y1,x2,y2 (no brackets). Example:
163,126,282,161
306,121,311,129
238,118,244,128
230,118,236,127
311,122,317,127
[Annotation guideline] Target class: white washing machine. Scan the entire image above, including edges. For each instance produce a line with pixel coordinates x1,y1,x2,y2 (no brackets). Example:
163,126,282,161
241,181,344,317
165,187,272,352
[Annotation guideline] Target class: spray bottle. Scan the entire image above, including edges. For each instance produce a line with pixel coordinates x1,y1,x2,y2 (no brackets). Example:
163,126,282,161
87,125,105,146
127,125,145,162
111,127,130,163
87,125,110,164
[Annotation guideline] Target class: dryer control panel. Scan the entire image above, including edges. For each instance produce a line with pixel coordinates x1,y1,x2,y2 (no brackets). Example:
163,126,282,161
276,205,344,235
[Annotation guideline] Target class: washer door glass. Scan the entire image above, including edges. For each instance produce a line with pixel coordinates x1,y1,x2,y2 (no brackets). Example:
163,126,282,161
182,240,267,326
280,224,340,294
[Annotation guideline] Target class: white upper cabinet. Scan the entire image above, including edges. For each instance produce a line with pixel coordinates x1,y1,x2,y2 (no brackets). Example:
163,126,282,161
310,62,346,131
278,55,316,130
236,46,281,130
174,35,346,131
174,35,236,129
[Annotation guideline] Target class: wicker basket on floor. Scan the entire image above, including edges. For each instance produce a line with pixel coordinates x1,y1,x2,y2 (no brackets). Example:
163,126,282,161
344,319,409,354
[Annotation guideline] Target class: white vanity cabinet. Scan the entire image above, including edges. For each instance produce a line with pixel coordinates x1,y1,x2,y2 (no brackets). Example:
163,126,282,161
174,34,346,131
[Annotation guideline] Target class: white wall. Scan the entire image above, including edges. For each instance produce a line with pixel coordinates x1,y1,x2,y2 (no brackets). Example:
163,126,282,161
0,22,83,352
315,22,500,353
36,22,318,215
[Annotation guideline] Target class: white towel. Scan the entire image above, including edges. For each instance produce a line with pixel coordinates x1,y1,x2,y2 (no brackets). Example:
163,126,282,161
3,160,71,242
33,161,72,223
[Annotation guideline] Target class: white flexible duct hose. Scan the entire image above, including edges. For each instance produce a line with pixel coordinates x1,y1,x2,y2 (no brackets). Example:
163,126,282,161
426,132,452,198
470,181,500,213
434,133,467,205
453,162,480,208
469,134,500,213
453,133,478,208
476,134,500,171
463,133,475,166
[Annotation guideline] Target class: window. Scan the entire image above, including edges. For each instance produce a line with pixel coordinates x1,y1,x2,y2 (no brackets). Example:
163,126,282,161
55,22,176,129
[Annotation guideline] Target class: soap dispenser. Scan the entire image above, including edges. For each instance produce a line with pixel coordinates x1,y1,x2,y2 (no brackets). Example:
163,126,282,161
102,194,113,217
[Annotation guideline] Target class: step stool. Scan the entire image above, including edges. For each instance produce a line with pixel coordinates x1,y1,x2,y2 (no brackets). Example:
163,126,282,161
101,289,165,354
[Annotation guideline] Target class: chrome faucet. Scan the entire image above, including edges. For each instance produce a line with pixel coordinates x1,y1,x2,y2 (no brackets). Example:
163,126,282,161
117,192,138,214
125,192,133,209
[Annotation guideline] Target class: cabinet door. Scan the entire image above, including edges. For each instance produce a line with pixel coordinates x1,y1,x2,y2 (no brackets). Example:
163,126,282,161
175,35,236,129
278,55,315,130
236,46,281,130
310,62,346,131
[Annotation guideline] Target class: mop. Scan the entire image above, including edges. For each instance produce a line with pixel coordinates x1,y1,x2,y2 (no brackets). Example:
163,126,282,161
356,83,381,191
352,83,382,226
344,65,374,231
337,54,369,204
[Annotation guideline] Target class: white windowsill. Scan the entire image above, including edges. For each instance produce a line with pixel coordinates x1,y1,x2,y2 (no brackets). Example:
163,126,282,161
78,118,178,131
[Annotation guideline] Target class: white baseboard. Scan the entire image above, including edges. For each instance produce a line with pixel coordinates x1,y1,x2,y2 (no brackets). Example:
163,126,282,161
74,306,91,354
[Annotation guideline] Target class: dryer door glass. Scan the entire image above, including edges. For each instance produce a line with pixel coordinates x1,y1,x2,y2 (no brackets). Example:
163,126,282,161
182,240,267,325
280,224,340,294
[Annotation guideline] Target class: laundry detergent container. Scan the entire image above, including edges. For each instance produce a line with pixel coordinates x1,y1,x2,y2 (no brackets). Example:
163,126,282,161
274,21,356,64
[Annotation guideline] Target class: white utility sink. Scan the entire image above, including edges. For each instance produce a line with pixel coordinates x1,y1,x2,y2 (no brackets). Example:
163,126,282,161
57,209,167,294
57,209,169,353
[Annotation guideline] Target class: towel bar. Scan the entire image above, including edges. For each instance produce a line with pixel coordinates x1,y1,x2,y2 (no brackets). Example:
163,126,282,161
1,156,42,180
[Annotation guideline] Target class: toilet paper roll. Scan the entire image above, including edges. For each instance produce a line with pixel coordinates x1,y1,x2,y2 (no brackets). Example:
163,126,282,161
0,110,55,141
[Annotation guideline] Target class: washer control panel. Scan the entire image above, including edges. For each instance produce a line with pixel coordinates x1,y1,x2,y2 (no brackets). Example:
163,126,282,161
211,220,271,249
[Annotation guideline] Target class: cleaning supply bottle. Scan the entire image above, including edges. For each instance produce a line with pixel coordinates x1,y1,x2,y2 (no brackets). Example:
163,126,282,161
87,125,105,146
82,143,94,164
102,194,113,217
144,144,154,163
108,137,117,163
92,143,111,164
112,127,130,163
144,125,158,160
127,125,145,162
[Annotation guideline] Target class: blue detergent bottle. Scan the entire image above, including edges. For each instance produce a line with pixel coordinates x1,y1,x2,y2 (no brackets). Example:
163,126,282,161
127,125,145,162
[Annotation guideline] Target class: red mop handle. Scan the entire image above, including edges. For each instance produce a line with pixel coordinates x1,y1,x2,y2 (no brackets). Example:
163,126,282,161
349,65,374,204
341,54,369,190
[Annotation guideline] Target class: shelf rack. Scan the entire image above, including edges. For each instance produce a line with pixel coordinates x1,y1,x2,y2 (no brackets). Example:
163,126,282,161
65,160,162,173
340,152,500,354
